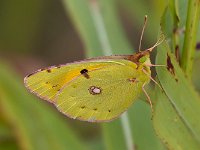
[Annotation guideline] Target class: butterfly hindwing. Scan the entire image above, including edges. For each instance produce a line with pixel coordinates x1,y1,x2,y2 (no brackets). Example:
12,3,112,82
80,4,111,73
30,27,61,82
55,60,149,122
24,58,150,122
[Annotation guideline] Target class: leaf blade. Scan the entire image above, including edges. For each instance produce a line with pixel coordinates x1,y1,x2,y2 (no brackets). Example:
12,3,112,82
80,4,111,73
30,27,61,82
154,42,200,149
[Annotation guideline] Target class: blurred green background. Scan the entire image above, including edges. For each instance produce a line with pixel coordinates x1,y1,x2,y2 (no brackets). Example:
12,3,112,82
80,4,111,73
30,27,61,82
0,0,200,150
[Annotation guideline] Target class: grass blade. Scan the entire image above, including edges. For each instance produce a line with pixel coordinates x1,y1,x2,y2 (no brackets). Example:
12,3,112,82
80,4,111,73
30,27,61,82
153,84,200,150
181,0,200,77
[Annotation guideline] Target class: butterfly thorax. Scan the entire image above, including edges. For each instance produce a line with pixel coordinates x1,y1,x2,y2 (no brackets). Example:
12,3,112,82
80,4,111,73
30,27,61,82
128,50,151,75
139,56,151,78
128,50,150,64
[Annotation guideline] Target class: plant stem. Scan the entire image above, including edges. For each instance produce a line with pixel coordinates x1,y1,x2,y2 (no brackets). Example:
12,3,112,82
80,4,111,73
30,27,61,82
181,0,200,78
90,0,112,55
169,0,179,53
89,1,134,150
120,113,135,150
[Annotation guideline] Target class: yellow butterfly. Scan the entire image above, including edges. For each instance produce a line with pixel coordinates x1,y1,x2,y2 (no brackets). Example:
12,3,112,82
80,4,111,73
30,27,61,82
24,18,164,122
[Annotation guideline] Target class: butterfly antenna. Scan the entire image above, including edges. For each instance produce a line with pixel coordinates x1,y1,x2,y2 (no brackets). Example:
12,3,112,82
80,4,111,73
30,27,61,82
138,15,148,52
146,33,165,52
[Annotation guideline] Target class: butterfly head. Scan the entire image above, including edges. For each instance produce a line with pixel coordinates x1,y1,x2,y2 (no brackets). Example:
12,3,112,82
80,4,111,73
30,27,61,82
128,50,150,65
128,50,151,74
130,33,164,64
138,53,150,65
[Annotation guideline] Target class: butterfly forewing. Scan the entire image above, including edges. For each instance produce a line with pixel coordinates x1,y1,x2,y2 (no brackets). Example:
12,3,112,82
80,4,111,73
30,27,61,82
25,61,112,102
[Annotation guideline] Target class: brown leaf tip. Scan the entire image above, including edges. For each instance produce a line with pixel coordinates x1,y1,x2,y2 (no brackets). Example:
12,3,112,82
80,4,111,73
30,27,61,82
167,53,175,76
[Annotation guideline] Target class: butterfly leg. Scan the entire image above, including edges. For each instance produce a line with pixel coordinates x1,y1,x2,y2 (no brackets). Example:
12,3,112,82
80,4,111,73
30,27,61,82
145,64,166,67
142,68,162,90
142,83,153,112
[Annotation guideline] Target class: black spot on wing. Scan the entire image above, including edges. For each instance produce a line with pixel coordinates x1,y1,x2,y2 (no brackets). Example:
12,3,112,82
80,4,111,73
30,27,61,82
81,106,86,109
52,84,58,88
80,69,88,74
80,69,89,79
47,69,51,73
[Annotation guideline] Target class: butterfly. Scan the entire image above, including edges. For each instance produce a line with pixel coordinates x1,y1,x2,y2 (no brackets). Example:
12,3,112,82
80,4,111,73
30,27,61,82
24,17,164,122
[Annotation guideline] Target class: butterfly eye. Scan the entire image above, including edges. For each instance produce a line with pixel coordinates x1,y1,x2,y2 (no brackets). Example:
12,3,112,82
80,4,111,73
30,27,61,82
139,56,147,63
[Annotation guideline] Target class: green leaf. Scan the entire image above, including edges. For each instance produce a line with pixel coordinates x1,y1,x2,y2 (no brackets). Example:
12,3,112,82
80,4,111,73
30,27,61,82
153,86,200,150
192,52,200,92
154,42,200,149
62,0,103,57
181,0,200,77
129,101,166,150
102,120,127,150
0,63,87,150
160,6,174,44
160,0,188,55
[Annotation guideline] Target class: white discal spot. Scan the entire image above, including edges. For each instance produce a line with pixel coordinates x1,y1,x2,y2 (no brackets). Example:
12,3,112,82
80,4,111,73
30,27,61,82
89,86,102,95
93,88,101,93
